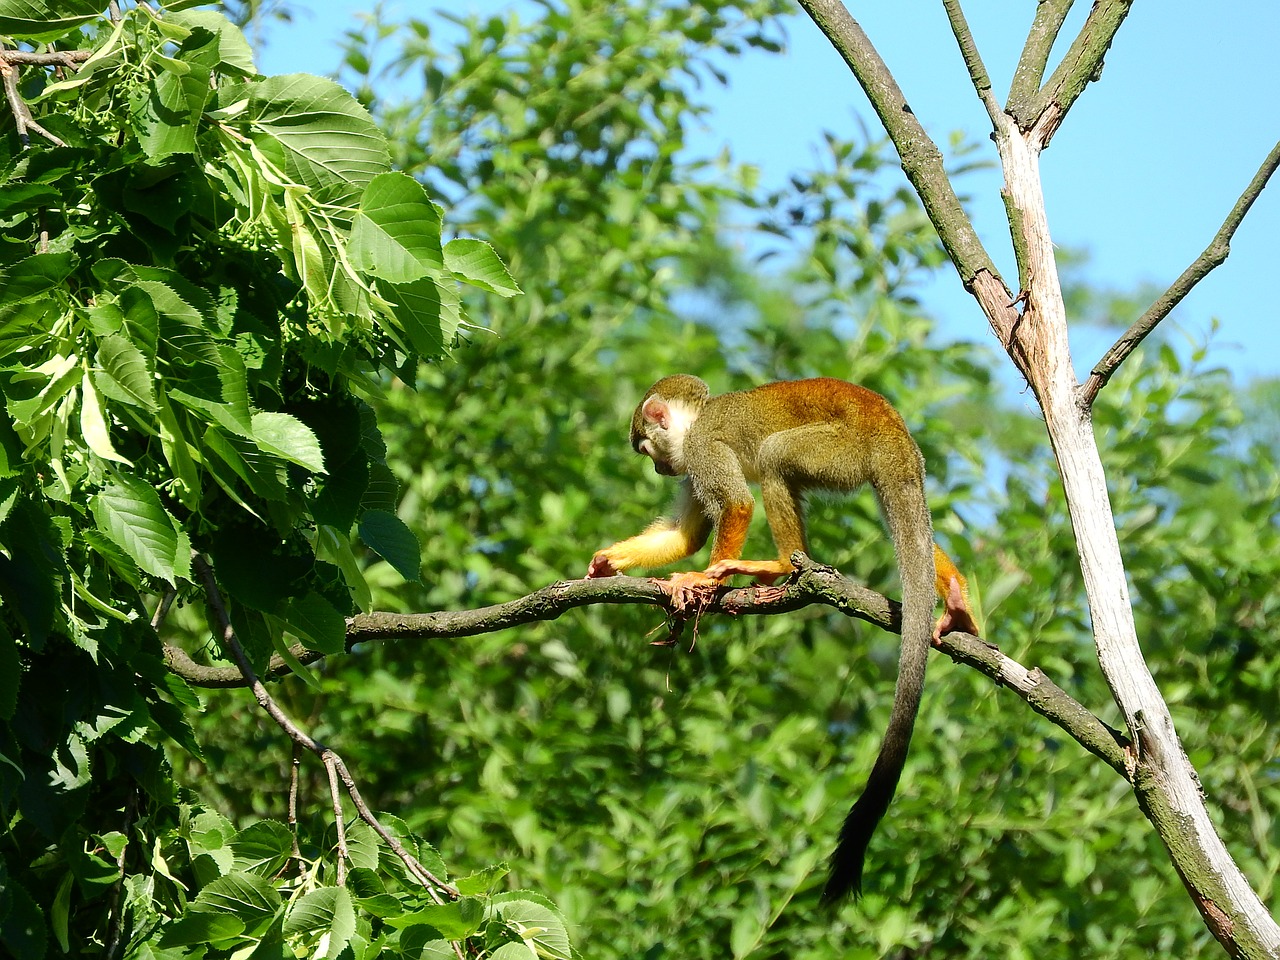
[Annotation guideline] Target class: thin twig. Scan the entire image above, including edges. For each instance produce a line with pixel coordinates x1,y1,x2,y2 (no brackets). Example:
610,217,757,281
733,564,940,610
287,745,304,874
323,754,350,885
329,754,453,898
191,553,459,900
1079,139,1280,409
0,59,66,148
940,0,1003,127
151,589,177,631
102,789,138,960
2,50,91,67
794,0,1001,290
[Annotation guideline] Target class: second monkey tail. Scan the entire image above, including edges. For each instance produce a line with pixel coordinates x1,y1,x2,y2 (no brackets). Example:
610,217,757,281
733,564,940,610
821,473,936,904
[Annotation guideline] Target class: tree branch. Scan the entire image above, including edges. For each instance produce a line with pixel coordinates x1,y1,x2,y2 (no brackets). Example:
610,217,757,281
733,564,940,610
1006,0,1075,122
1079,138,1280,409
940,0,1003,128
170,557,1130,780
1025,0,1134,146
794,0,1002,291
191,554,458,901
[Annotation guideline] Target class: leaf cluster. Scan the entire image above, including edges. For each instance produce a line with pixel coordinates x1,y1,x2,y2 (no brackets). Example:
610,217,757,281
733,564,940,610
0,3,527,957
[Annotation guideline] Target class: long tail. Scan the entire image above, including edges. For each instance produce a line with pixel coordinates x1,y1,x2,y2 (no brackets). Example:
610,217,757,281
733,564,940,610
821,472,935,904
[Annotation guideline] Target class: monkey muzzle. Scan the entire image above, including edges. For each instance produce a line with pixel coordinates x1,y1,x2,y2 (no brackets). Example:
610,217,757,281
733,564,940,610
653,460,676,477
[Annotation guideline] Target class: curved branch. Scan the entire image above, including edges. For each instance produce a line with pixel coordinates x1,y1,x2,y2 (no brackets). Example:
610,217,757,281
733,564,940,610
1080,138,1280,409
794,0,1001,290
191,554,458,902
169,556,1129,779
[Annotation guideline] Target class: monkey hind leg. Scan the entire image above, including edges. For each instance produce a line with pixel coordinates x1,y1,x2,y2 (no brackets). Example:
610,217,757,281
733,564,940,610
932,544,980,637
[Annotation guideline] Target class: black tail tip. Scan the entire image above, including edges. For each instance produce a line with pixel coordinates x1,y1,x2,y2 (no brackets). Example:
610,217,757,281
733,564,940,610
820,860,865,907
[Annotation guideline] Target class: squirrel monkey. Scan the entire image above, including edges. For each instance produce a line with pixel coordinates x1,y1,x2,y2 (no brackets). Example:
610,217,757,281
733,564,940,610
585,375,979,901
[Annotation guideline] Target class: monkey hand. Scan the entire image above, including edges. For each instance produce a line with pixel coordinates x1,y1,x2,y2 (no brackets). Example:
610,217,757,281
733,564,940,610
665,570,723,612
586,552,620,578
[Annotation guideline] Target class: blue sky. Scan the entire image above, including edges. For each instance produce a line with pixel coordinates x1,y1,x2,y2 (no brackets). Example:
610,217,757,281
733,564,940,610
258,2,1280,383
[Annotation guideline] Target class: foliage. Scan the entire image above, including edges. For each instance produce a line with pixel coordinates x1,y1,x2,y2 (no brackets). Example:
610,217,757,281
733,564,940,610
0,3,555,958
182,3,1277,958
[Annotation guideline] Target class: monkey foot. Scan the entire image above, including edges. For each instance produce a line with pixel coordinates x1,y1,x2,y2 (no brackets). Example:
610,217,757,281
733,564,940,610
664,571,723,612
704,559,791,583
933,576,981,640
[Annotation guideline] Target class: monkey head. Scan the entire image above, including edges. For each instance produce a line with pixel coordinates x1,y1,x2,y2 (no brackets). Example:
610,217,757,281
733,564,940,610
629,375,709,477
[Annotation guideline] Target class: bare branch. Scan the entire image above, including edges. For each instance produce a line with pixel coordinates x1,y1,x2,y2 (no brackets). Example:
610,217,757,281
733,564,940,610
191,554,459,901
1006,0,1075,121
151,588,177,632
2,50,91,67
0,58,67,148
288,746,304,873
940,0,1004,127
323,755,350,886
1079,139,1280,409
795,0,1002,291
1026,0,1134,146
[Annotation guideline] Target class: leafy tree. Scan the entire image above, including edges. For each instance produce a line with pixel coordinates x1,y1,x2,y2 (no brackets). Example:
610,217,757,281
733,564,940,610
0,3,557,958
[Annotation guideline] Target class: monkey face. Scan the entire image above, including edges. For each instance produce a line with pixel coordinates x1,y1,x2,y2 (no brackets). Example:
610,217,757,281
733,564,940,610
629,379,706,479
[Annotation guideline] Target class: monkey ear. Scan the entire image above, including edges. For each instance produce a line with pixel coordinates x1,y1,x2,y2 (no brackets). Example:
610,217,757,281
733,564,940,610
641,395,671,429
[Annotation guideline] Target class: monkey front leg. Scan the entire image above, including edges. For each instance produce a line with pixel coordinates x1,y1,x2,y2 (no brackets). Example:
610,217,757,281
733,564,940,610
587,484,713,583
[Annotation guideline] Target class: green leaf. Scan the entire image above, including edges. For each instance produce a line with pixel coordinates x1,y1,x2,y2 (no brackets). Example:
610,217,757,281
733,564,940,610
89,475,180,584
389,898,484,939
167,9,257,75
50,731,90,789
0,183,60,218
283,886,356,944
0,880,47,960
358,510,421,583
158,911,245,947
278,590,346,655
345,821,380,871
317,525,372,612
231,820,294,877
130,63,208,161
350,172,444,282
0,0,100,42
193,872,282,935
491,894,572,960
204,428,288,502
79,372,133,465
0,251,77,304
95,334,158,411
380,275,458,359
251,411,325,472
0,299,57,362
453,864,509,897
243,74,391,207
444,238,521,297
